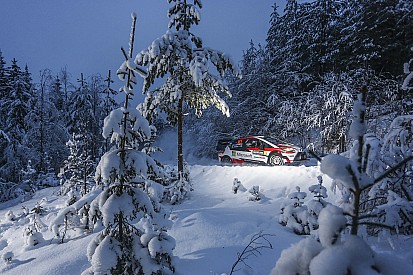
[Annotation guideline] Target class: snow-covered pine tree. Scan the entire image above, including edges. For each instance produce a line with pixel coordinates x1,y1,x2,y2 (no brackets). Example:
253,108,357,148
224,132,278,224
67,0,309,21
24,69,68,177
0,51,9,133
232,178,243,194
303,72,354,154
402,46,413,92
101,70,118,153
248,185,262,201
0,58,35,193
23,213,45,248
19,160,38,196
83,13,175,274
59,133,95,199
279,186,310,235
369,115,413,235
306,176,329,233
136,0,240,179
60,74,100,197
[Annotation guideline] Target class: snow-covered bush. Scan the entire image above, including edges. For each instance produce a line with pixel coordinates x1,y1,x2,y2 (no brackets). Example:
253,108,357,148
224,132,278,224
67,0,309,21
5,210,16,221
31,201,46,215
163,162,192,204
2,251,13,264
271,235,323,275
248,185,261,201
306,176,330,234
279,186,309,234
65,189,79,206
50,190,100,243
50,206,78,243
233,178,246,194
279,178,330,236
23,214,45,248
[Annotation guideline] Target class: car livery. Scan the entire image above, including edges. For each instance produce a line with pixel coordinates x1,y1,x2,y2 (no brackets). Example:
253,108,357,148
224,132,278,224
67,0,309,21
217,136,307,166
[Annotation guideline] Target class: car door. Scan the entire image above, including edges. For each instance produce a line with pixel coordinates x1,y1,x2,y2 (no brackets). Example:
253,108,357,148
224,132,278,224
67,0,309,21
245,138,266,162
229,138,252,161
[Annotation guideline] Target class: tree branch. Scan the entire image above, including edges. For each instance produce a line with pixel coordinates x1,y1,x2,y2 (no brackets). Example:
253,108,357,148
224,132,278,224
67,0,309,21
229,232,274,275
308,150,322,162
358,221,394,231
364,156,413,190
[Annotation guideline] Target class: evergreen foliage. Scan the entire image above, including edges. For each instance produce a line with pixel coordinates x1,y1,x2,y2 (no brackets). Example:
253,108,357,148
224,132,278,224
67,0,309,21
0,53,114,203
272,86,413,274
136,0,240,177
83,13,175,274
187,0,413,158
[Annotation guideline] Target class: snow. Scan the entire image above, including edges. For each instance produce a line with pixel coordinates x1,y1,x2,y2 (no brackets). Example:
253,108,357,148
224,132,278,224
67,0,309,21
320,154,358,190
349,94,367,139
88,236,119,274
0,163,412,274
317,205,347,247
271,237,322,275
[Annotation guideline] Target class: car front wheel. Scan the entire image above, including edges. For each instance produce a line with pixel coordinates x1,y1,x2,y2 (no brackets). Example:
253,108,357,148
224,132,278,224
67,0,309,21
268,153,284,166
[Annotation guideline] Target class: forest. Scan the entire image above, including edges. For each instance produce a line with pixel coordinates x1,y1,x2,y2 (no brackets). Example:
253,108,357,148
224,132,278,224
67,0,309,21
0,0,412,274
1,0,411,202
187,0,413,159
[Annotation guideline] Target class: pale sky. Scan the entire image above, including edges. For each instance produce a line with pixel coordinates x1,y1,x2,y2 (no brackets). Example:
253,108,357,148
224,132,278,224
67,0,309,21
0,0,282,84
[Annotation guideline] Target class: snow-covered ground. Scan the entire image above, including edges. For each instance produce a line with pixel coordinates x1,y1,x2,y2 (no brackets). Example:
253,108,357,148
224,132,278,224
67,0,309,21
0,162,412,274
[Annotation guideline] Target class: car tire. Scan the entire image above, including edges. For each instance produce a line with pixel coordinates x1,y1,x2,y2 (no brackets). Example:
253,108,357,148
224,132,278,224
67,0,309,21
221,156,232,164
268,153,284,166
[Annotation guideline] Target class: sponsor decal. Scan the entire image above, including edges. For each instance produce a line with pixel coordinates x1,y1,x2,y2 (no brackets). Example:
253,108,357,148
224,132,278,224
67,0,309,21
253,155,267,160
234,151,252,158
252,150,265,156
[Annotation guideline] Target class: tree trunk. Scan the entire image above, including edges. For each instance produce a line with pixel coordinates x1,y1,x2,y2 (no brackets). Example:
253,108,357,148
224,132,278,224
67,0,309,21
351,85,368,235
83,164,87,195
177,96,184,178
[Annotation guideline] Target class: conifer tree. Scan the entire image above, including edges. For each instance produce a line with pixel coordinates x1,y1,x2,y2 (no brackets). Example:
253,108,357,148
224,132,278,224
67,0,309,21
83,13,175,274
0,51,10,176
0,58,34,183
136,0,240,178
59,134,95,197
101,70,118,153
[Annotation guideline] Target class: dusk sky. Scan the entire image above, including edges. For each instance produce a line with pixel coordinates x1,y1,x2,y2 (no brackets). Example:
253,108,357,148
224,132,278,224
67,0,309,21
0,0,283,85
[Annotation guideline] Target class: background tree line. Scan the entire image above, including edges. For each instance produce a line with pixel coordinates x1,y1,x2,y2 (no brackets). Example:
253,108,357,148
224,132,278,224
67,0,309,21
0,51,118,202
185,0,412,158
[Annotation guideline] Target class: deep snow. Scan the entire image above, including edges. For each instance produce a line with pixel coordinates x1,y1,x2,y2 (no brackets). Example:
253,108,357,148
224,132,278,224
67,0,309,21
0,163,412,274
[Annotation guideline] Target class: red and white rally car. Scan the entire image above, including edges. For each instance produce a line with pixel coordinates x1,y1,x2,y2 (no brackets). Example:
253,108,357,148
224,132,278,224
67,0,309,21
217,136,307,166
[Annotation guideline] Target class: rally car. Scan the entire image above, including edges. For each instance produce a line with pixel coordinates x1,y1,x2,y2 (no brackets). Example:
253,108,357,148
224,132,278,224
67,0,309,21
217,136,307,166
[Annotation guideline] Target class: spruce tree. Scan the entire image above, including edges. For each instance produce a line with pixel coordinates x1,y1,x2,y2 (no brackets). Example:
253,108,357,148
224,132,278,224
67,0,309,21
0,58,34,183
136,0,240,178
101,70,118,153
83,13,175,274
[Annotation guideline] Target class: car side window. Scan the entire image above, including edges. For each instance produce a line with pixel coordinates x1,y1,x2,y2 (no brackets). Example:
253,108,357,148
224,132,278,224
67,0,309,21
245,139,259,148
256,140,264,150
263,141,272,149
